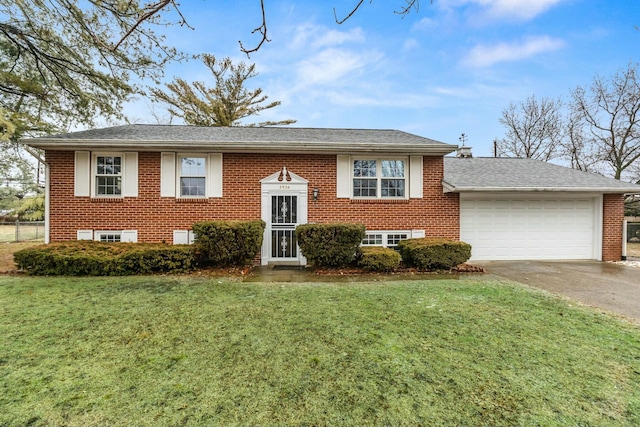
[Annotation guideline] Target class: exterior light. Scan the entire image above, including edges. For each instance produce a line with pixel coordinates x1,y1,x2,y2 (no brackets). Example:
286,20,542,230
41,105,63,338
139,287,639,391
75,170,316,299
313,187,320,202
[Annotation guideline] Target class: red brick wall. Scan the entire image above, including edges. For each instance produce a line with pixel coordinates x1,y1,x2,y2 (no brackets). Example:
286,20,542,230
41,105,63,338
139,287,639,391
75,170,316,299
602,193,625,261
46,151,460,243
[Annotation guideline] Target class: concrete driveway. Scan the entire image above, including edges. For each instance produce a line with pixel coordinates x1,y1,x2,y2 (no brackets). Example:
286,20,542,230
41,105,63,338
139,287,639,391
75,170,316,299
475,260,640,321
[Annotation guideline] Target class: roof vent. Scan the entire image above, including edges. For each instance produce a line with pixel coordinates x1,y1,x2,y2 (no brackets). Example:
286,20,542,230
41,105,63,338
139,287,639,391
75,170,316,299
456,146,473,158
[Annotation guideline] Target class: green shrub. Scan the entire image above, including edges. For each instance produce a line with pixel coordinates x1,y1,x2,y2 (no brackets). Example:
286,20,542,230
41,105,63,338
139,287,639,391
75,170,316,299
192,220,265,266
13,241,195,276
398,238,471,270
296,223,365,267
357,246,401,272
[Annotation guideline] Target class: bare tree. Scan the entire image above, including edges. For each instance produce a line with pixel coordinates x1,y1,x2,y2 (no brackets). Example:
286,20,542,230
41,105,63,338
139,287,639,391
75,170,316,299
570,63,640,180
150,55,296,127
496,95,564,161
561,110,601,173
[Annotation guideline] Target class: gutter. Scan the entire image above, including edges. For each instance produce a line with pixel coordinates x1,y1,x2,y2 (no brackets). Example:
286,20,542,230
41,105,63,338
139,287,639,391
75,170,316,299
442,181,640,194
21,139,458,156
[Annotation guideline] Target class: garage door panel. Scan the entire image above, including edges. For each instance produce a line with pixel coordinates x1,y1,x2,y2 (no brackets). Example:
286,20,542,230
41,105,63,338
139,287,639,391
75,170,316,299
461,197,596,261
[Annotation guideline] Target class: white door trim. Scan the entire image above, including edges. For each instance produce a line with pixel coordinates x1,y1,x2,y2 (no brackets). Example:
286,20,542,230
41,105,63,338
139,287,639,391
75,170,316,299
260,167,308,265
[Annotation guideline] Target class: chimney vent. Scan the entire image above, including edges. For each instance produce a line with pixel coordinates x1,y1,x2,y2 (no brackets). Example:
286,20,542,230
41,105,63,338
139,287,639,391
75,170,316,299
456,146,473,158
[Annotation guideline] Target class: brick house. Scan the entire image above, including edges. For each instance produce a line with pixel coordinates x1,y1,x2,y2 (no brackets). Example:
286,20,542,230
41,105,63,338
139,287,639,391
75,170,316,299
23,125,640,264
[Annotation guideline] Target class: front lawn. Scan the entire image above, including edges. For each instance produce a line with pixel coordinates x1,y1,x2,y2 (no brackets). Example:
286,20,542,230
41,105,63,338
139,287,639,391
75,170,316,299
1,276,639,426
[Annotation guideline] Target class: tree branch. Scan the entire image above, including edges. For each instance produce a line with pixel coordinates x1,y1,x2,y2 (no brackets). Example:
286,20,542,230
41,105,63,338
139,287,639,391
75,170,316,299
334,0,367,24
112,0,192,51
239,0,270,57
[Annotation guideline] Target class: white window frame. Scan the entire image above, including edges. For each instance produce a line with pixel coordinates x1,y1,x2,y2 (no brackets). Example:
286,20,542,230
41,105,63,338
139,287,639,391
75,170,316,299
362,230,411,249
77,230,137,242
337,155,422,200
162,153,222,198
87,152,138,198
177,155,207,198
91,230,138,243
352,157,408,200
95,231,123,243
93,153,123,197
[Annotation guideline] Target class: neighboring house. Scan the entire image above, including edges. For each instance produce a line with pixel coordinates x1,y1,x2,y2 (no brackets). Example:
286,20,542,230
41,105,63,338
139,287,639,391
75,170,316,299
22,125,640,264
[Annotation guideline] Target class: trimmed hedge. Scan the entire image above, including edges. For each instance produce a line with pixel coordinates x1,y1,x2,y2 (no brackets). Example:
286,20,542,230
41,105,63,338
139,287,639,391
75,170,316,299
357,246,401,272
192,220,265,266
297,223,365,267
13,241,195,276
398,238,472,270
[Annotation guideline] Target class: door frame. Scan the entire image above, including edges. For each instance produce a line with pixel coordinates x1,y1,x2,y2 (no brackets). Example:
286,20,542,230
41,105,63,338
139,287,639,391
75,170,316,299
260,167,308,266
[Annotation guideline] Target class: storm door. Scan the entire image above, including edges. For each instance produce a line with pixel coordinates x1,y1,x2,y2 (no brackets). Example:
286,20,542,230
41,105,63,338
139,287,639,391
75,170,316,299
260,167,308,265
271,195,298,259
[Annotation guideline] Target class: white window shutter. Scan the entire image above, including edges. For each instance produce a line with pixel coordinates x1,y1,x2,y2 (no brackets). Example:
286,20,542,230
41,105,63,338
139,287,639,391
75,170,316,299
409,156,423,199
77,230,93,240
173,230,189,245
411,229,425,238
160,152,176,197
336,155,351,198
123,152,138,197
74,151,91,197
121,230,138,242
207,153,223,198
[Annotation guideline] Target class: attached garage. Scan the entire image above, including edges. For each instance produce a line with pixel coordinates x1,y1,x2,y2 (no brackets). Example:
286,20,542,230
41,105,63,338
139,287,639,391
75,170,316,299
443,157,640,262
459,194,600,261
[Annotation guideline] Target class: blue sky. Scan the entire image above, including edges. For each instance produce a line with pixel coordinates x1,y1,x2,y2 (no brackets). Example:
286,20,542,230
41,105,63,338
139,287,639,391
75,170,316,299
123,0,640,157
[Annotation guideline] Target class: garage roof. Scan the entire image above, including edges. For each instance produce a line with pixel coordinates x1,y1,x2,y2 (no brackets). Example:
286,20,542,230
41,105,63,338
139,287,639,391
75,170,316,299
22,124,457,155
443,157,640,194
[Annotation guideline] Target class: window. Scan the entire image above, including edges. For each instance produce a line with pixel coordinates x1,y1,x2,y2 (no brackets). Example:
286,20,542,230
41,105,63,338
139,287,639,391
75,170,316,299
92,230,137,242
362,234,383,246
179,156,206,197
96,155,122,196
362,231,409,250
98,232,122,243
161,153,222,198
353,159,405,198
78,152,137,198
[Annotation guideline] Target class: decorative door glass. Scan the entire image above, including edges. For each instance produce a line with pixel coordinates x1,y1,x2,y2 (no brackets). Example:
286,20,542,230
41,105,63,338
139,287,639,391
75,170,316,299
271,195,298,258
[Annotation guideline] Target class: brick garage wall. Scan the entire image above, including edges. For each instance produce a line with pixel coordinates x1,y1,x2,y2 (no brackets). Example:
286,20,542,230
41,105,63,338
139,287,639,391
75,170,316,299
602,193,625,261
46,151,460,243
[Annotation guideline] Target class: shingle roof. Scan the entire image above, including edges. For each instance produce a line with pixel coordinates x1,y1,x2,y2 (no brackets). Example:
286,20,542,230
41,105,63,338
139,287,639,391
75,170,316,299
443,157,640,193
22,124,457,155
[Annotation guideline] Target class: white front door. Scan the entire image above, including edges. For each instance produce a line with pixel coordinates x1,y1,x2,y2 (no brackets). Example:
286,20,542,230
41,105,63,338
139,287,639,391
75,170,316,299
260,167,308,265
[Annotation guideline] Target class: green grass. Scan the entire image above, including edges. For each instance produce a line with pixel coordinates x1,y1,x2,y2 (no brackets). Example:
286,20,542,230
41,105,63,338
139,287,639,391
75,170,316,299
0,223,45,243
1,275,640,426
628,242,640,257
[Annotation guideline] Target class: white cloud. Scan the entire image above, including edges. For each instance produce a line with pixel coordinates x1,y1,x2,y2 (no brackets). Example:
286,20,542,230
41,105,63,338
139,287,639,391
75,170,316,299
441,0,565,20
290,24,365,50
412,17,439,31
481,0,565,20
403,38,419,51
462,35,565,67
296,48,380,86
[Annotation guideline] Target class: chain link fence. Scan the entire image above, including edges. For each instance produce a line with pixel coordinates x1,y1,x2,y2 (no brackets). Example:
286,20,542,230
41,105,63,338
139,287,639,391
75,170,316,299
0,221,45,243
626,217,640,258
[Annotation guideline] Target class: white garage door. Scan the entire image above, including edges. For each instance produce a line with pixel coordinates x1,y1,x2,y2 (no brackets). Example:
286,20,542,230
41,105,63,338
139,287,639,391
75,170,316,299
460,195,598,261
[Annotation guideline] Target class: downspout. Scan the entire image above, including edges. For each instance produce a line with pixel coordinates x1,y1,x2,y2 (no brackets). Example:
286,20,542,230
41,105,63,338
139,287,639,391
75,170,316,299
622,218,628,261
